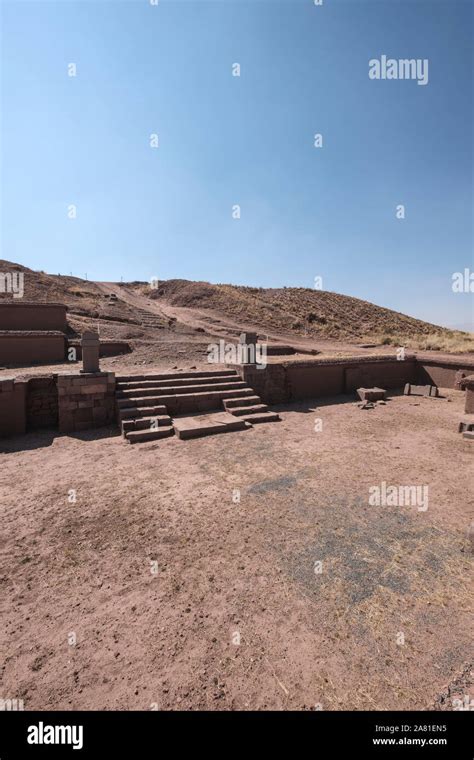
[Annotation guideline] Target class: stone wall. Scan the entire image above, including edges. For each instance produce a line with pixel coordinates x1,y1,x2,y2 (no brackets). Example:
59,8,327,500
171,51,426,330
0,332,66,364
0,378,26,437
235,356,418,404
344,358,417,392
416,357,474,389
0,303,67,331
26,376,58,429
57,372,116,433
236,363,289,405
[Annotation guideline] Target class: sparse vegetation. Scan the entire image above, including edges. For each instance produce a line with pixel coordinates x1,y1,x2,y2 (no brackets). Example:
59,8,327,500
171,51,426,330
1,260,472,355
372,331,474,354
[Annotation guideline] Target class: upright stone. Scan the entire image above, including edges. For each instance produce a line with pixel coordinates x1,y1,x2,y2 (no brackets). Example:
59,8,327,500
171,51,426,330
239,332,258,365
460,375,474,414
81,331,100,373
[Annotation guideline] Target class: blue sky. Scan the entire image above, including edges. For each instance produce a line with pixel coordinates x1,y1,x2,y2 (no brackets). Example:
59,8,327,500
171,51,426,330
1,0,473,330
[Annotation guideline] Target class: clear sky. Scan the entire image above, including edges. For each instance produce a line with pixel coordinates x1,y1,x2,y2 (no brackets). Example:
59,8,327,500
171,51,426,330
1,0,473,330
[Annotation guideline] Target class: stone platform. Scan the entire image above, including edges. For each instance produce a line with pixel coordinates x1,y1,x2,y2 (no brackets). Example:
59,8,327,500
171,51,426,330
173,412,251,440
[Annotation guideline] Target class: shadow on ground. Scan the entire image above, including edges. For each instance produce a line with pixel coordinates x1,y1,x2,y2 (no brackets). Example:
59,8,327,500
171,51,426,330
0,425,120,453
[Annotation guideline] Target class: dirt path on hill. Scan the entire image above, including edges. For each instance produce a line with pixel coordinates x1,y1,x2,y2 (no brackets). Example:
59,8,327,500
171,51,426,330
95,281,399,358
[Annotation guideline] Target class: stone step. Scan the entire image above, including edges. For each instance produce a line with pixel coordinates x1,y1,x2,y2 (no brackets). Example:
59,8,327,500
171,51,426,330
118,405,168,420
458,417,474,433
223,395,261,409
173,412,250,440
117,381,247,398
125,425,174,444
117,370,238,383
227,404,269,416
242,412,281,424
117,374,238,391
116,387,255,411
121,415,171,433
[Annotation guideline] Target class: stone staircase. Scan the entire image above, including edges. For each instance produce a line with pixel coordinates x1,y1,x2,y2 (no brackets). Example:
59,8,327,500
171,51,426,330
135,306,167,330
222,393,280,425
115,369,280,443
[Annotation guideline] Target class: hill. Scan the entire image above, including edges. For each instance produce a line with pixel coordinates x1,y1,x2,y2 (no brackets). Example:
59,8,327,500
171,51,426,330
148,279,448,340
1,260,473,356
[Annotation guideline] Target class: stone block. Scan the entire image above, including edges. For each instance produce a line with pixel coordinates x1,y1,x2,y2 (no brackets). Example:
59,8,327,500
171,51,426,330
404,383,438,397
80,384,106,395
62,401,78,411
59,412,74,432
466,391,474,415
75,421,93,431
458,417,474,433
75,408,94,423
357,387,386,402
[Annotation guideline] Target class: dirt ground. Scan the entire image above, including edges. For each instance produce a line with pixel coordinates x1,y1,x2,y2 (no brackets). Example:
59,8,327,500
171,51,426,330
0,386,472,711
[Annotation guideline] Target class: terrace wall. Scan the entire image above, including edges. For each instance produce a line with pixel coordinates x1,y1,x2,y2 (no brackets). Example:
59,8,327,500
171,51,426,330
0,303,67,331
0,332,66,364
236,356,418,404
415,356,474,389
1,354,473,439
26,376,58,429
0,378,27,437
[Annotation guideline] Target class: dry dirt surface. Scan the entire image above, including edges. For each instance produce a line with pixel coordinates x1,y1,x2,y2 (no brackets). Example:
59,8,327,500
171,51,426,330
1,387,472,711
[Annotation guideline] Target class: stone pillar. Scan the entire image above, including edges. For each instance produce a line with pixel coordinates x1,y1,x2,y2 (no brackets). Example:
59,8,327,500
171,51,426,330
239,332,257,365
460,375,474,414
57,372,116,433
81,331,100,374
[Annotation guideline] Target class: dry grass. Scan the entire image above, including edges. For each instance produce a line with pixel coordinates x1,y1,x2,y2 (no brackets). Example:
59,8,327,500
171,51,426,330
373,330,474,354
148,279,451,341
2,259,470,352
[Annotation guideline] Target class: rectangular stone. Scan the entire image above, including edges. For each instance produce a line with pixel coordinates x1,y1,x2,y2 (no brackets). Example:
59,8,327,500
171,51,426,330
80,384,106,395
458,417,474,433
75,421,94,431
404,384,438,397
357,387,386,402
75,408,94,422
174,412,248,439
59,412,74,432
